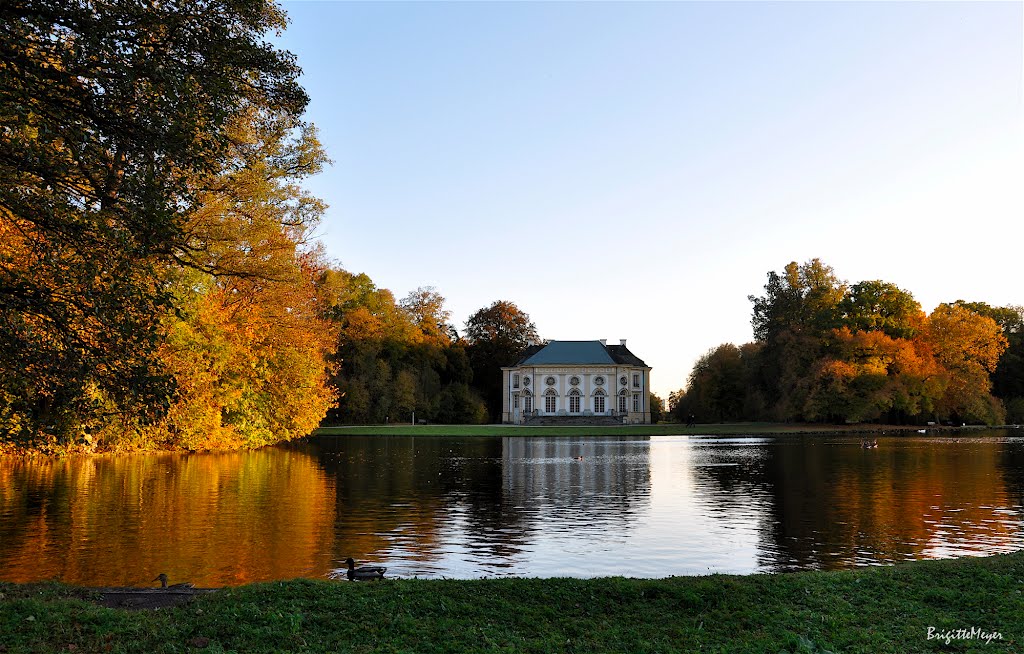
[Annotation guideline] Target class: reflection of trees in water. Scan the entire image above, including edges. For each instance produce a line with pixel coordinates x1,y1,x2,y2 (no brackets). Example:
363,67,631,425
0,458,80,574
0,448,335,586
998,430,1024,504
746,436,1023,572
315,436,651,567
687,442,772,520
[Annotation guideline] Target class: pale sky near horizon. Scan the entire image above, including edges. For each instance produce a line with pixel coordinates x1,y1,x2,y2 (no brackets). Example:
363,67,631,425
275,1,1023,398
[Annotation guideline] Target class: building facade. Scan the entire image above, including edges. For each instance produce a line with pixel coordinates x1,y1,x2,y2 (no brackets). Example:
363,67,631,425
500,340,652,424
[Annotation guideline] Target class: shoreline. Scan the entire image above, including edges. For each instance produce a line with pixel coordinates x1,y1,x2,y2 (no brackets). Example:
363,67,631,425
1,423,1016,458
2,551,1021,652
315,422,1015,438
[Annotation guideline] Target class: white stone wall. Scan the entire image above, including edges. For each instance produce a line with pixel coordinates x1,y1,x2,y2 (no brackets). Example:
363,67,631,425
502,364,652,424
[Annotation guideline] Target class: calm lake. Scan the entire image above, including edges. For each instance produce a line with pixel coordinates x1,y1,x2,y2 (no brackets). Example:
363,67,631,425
1,432,1023,587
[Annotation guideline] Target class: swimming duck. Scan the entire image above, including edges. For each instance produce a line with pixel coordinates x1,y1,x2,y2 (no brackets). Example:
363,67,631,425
344,558,386,581
860,439,878,449
152,573,195,589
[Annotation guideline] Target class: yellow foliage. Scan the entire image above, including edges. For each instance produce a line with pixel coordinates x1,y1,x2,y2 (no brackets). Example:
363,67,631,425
927,304,1008,424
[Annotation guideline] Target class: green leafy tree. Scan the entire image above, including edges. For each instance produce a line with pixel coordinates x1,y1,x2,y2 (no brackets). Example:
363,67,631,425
649,394,665,423
750,259,847,342
748,259,846,420
675,344,762,423
464,301,539,421
839,280,924,339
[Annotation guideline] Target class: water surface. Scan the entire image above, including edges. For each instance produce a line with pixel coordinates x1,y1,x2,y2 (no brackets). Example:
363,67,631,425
1,432,1022,586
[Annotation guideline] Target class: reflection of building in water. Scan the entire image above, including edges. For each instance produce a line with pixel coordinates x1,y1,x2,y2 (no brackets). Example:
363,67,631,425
321,436,652,574
500,437,651,528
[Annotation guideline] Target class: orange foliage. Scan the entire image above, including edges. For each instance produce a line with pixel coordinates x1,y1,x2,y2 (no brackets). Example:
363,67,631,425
927,304,1008,424
804,328,948,422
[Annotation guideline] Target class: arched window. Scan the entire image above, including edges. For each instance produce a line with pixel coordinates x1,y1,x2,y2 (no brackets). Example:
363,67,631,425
593,388,606,414
618,389,628,414
544,388,557,414
523,389,532,414
568,388,581,413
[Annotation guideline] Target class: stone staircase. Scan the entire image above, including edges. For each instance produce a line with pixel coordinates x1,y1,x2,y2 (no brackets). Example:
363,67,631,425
522,415,625,426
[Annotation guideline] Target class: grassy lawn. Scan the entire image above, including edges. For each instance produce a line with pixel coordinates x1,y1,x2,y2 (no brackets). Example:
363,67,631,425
1,552,1020,653
315,422,986,438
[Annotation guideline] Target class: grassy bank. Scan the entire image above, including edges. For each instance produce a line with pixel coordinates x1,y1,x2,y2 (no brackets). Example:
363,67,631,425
2,552,1021,653
315,422,997,438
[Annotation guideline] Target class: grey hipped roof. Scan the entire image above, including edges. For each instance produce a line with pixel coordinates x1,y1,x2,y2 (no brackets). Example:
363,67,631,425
606,344,647,367
512,341,648,367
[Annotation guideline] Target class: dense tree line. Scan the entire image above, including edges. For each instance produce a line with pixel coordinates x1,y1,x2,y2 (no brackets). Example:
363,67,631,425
671,260,1021,426
319,289,549,426
319,276,488,426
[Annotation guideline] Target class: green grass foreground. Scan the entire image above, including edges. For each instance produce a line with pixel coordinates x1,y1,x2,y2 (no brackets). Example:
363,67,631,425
315,422,990,438
2,553,1022,653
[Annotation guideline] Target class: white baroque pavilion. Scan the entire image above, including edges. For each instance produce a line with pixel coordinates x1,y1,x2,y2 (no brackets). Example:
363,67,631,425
501,340,652,425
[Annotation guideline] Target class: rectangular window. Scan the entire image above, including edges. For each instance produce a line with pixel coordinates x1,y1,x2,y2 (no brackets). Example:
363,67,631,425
633,393,640,412
632,373,640,388
595,395,605,413
545,395,556,413
570,395,580,413
513,374,520,389
513,394,519,409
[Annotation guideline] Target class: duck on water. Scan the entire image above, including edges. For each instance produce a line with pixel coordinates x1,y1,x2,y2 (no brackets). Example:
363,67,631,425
152,573,195,589
330,558,387,581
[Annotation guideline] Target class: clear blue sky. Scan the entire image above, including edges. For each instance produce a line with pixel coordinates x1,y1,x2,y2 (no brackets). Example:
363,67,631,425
276,1,1023,398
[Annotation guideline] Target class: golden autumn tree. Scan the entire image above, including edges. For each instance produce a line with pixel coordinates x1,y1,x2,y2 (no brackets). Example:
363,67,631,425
927,303,1008,425
139,110,338,451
